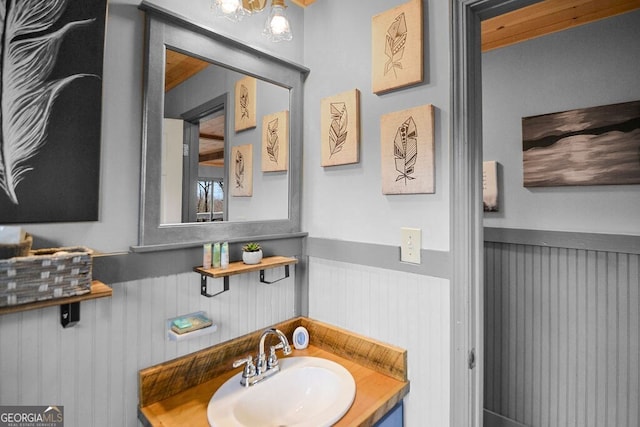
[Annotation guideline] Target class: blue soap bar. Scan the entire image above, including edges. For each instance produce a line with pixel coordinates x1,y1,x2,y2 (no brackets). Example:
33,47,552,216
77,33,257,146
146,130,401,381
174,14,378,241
170,313,213,335
172,318,192,329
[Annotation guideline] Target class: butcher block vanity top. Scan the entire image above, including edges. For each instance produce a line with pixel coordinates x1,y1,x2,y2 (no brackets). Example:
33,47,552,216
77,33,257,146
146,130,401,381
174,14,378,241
138,317,409,427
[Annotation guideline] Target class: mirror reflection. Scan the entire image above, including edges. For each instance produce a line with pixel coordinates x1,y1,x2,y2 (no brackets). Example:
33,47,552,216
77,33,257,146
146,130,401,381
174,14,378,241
160,48,290,225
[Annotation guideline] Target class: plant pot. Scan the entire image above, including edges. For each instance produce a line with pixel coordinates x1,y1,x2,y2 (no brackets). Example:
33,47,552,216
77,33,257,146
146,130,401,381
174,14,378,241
242,249,263,265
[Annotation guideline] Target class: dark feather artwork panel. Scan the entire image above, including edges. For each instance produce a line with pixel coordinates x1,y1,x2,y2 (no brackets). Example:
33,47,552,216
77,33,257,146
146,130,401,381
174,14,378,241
0,0,107,223
522,100,640,187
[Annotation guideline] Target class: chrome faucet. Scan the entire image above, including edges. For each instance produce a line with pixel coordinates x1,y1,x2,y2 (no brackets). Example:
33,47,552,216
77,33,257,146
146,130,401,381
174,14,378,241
232,328,292,387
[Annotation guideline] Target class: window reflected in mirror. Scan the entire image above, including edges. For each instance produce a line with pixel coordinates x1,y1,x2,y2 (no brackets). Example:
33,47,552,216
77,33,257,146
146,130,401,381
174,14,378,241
197,179,224,222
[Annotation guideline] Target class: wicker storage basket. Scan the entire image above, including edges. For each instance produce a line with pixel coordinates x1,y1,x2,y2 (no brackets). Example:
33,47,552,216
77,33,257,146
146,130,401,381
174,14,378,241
0,233,33,259
0,247,93,307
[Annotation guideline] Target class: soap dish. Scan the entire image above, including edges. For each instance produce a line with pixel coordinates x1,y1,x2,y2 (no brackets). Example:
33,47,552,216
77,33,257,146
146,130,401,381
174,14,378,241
166,311,218,342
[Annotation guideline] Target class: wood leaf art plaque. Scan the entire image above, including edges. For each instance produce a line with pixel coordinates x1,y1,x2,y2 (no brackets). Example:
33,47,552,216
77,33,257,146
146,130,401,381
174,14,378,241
321,89,360,166
261,110,289,172
372,0,423,94
231,144,253,196
381,104,435,194
234,76,257,132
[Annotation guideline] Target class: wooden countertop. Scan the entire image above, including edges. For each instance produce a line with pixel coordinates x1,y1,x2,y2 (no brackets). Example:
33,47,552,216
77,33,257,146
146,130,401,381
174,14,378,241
138,317,409,427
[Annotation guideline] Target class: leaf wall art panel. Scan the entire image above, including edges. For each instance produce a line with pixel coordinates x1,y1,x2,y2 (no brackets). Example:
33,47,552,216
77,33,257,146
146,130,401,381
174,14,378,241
234,76,257,132
231,144,253,197
0,0,107,223
320,89,360,167
371,0,423,94
261,110,289,172
381,104,435,195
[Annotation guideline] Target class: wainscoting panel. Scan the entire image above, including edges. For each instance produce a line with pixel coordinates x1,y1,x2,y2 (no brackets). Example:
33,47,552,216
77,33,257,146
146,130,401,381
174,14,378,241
484,241,639,427
0,270,296,427
308,257,451,427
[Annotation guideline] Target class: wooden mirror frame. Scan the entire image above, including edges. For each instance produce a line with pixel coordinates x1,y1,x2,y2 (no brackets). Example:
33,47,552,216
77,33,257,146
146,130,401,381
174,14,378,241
135,2,308,251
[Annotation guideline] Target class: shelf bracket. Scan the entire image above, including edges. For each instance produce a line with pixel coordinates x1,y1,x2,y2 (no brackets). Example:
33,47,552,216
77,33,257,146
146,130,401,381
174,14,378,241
200,275,229,297
60,302,80,328
259,265,290,284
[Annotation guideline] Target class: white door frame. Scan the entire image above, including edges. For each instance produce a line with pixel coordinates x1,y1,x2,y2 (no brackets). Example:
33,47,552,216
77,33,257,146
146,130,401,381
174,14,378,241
450,1,543,426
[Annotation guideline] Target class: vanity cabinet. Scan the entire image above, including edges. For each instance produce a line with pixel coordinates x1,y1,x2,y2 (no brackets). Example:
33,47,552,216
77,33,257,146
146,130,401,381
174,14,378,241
138,317,409,427
375,402,404,427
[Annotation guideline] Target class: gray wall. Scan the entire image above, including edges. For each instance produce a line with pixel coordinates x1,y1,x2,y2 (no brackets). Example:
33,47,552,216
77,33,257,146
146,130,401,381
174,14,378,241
484,234,639,427
482,10,640,236
13,0,304,253
482,11,640,427
302,0,451,252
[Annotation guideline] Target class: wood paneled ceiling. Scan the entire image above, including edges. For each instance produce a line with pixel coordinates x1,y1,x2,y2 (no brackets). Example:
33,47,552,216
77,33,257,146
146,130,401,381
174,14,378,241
482,0,640,52
165,49,209,92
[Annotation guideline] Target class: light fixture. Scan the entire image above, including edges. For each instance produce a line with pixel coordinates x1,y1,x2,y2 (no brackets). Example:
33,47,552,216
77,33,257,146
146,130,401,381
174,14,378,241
243,0,267,14
211,0,245,22
212,0,266,21
262,0,292,42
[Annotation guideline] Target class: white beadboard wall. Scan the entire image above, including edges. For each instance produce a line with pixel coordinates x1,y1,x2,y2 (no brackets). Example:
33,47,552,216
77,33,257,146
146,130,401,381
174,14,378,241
308,257,451,427
0,269,295,427
484,242,640,427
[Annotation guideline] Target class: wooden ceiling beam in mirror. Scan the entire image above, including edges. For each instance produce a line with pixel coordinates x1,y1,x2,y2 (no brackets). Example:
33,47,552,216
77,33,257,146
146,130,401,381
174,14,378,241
200,133,224,141
482,0,640,52
199,150,224,162
165,49,210,92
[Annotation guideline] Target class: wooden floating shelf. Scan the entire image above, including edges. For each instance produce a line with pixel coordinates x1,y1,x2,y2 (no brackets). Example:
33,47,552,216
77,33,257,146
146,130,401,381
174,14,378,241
194,256,298,278
0,280,112,316
194,256,298,297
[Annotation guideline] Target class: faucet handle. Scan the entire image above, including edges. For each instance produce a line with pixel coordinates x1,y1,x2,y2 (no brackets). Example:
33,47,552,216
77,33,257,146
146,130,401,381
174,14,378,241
267,345,281,369
232,355,253,368
233,355,256,378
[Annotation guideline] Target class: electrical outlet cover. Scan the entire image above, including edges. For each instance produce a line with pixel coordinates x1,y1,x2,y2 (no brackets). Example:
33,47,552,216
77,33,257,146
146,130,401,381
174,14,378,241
401,227,421,264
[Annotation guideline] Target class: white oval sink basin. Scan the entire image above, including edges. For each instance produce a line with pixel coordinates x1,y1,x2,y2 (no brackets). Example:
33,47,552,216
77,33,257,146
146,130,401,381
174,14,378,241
207,356,356,427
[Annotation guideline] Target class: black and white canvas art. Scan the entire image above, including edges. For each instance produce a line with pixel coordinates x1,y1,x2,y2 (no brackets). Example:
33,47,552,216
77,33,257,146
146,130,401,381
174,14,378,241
0,0,107,223
522,100,640,187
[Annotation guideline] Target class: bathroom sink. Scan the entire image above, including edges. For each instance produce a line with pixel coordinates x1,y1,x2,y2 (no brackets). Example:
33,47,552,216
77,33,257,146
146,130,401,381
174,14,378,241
207,356,356,427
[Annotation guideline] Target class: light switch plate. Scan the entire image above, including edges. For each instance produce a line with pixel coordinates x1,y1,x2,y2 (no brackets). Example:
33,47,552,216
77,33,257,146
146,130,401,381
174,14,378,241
400,227,421,264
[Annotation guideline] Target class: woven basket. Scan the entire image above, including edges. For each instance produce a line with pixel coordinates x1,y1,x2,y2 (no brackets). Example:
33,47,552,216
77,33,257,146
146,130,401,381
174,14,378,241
0,247,93,307
0,234,33,260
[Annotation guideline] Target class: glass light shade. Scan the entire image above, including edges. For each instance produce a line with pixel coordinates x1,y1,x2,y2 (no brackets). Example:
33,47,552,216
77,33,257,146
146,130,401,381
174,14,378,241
212,0,245,22
262,3,292,42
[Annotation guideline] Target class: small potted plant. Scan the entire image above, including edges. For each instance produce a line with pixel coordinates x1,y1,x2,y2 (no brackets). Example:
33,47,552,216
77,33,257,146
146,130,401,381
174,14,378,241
242,242,263,265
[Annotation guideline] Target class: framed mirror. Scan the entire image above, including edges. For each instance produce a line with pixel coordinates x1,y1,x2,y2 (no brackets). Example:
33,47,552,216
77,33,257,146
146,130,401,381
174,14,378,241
137,2,308,250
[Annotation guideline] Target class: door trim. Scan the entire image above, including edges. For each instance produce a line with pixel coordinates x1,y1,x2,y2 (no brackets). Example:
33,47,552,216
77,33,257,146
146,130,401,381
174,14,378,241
450,1,542,426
